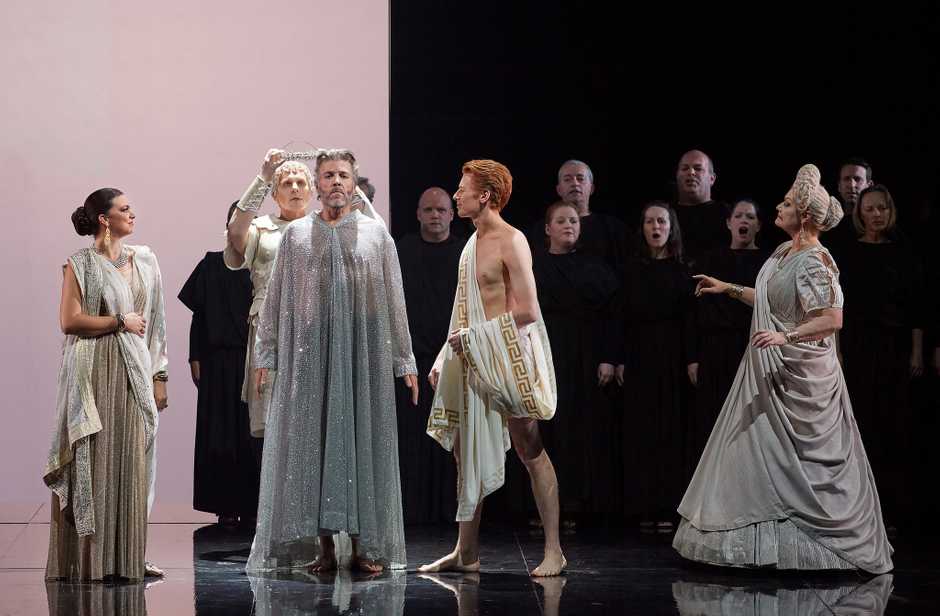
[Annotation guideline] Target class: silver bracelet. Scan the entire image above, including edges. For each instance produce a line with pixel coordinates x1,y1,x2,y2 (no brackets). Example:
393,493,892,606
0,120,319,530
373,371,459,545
235,177,270,213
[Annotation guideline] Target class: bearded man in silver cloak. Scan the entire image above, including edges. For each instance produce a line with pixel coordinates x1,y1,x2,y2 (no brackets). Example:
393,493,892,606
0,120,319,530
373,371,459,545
246,149,418,573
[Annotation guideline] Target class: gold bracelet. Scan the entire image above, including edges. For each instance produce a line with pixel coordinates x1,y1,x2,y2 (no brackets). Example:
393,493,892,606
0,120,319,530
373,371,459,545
727,284,744,299
784,330,800,344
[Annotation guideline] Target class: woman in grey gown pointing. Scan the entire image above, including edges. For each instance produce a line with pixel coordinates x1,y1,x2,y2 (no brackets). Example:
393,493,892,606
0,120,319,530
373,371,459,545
673,164,893,574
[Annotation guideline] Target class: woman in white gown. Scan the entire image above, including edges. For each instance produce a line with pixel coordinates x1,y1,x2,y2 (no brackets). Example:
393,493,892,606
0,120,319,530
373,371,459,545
673,164,893,574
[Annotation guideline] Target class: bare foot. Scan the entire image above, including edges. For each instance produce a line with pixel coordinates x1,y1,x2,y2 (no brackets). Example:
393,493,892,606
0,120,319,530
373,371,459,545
531,551,566,577
417,550,480,573
532,575,567,593
307,554,337,573
532,576,567,616
420,572,481,615
353,556,384,573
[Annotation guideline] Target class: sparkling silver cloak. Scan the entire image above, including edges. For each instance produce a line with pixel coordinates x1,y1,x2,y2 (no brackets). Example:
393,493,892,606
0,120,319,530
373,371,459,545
246,210,416,571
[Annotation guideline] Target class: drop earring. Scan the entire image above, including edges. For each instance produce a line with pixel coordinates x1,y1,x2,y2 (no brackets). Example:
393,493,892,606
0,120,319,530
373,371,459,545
104,225,112,250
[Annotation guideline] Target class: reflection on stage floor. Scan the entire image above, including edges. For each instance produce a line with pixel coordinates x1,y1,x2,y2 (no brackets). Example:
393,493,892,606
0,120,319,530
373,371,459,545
3,519,938,615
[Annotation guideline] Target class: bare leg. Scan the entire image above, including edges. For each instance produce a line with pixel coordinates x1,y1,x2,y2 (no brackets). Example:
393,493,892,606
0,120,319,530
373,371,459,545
509,418,566,577
532,576,567,616
419,572,481,616
351,537,384,573
418,437,482,573
307,535,337,573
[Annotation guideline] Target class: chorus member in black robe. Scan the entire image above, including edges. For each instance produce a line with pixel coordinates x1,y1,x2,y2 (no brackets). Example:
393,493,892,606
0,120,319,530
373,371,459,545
686,199,769,468
526,160,629,274
615,202,695,529
178,203,260,526
673,150,728,269
395,187,466,523
533,202,621,522
838,185,925,528
827,157,873,262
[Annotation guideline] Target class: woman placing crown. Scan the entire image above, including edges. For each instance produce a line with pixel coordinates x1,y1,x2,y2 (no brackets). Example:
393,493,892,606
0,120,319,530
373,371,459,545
673,165,893,574
225,148,385,441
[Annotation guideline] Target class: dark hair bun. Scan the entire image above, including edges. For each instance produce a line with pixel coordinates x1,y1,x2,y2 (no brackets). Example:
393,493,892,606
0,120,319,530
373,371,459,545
71,206,97,236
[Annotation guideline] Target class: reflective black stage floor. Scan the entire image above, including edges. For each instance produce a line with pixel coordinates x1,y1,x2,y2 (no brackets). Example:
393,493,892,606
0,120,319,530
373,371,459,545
9,523,940,614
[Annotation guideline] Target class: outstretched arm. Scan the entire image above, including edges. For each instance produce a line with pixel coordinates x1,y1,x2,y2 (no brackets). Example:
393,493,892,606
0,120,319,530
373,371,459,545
225,149,284,267
693,274,755,307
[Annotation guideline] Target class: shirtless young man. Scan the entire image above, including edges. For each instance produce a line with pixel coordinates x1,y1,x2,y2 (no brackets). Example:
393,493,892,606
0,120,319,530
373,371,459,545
419,159,566,577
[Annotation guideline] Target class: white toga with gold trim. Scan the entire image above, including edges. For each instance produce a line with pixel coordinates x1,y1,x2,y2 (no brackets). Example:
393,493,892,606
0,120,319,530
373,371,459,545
427,233,556,521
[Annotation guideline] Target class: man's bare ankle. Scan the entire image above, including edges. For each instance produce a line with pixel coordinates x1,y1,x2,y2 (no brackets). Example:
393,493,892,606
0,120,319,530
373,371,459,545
458,548,478,564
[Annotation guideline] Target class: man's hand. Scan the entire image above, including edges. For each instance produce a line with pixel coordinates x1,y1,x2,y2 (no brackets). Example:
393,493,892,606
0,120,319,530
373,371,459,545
615,364,625,387
687,362,699,387
153,380,168,411
190,360,200,387
403,373,419,405
256,368,268,398
428,367,440,390
260,149,286,183
447,329,464,355
597,363,615,386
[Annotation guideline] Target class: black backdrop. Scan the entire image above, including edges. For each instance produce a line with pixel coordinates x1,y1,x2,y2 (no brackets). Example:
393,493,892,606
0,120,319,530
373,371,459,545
389,2,937,240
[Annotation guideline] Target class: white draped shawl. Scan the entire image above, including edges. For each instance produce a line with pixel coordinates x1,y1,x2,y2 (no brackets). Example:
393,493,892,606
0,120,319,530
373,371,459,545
43,246,167,535
427,233,556,521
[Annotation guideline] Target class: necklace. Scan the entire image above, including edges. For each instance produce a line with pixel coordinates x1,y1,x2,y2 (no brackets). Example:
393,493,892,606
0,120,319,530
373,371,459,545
94,245,129,269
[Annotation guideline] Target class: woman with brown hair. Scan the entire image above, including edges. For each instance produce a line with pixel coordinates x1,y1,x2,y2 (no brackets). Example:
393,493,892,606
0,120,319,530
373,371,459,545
46,188,168,581
616,201,695,530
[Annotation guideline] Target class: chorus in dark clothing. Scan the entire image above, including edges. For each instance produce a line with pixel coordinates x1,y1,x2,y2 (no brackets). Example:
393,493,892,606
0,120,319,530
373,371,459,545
179,248,261,523
532,203,622,521
838,185,925,527
687,200,770,469
395,187,466,523
526,160,629,274
176,204,258,525
673,201,729,269
616,202,695,528
673,150,728,269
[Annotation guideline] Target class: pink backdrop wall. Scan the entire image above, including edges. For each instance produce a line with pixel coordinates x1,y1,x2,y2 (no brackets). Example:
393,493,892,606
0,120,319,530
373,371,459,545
0,1,390,505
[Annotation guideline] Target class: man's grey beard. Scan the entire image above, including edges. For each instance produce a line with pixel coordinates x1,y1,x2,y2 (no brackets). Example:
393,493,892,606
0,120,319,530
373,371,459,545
323,192,351,209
